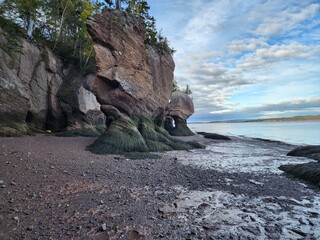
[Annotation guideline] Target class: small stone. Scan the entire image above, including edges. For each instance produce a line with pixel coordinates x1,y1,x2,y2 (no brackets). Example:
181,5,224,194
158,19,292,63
289,228,307,237
10,182,17,186
27,226,34,231
0,180,4,184
101,223,107,231
13,216,19,222
49,166,54,169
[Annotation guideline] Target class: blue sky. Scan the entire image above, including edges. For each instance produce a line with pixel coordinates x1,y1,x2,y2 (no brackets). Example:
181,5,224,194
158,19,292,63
148,0,320,122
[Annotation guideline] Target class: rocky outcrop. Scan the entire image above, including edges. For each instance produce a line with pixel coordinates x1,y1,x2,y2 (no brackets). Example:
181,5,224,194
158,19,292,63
87,10,173,119
279,162,320,187
165,91,194,136
0,28,105,136
287,145,320,161
197,132,231,140
86,10,200,153
279,145,320,187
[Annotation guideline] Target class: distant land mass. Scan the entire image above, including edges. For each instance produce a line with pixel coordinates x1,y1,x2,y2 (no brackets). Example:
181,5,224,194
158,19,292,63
209,115,320,123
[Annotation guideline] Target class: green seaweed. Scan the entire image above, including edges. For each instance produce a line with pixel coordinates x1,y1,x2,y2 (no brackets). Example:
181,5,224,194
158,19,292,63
87,114,202,155
87,116,149,154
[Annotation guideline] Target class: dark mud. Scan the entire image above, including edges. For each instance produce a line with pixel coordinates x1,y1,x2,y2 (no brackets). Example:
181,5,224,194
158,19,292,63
0,134,319,239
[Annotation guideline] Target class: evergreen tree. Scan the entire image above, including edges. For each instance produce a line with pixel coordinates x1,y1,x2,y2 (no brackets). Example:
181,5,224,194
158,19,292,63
185,85,192,95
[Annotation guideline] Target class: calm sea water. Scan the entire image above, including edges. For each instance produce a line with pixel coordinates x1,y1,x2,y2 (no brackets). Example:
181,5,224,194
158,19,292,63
189,120,320,145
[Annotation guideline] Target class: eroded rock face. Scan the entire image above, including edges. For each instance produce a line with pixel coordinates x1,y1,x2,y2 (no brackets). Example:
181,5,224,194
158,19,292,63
165,91,194,136
87,9,173,119
86,10,199,153
0,29,105,135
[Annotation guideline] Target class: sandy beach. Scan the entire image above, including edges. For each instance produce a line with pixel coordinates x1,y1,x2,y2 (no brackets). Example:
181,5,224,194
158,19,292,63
0,134,319,239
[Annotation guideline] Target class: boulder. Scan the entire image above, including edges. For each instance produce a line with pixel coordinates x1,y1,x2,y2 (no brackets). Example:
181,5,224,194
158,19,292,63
279,162,320,187
86,10,200,153
58,73,105,133
165,91,194,136
287,145,320,161
197,132,231,140
279,145,320,187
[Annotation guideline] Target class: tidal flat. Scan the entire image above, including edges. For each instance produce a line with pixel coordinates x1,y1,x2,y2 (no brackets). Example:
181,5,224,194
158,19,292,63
0,134,319,239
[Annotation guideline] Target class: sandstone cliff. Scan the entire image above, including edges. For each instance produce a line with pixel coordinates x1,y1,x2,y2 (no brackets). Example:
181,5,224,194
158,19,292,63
0,28,105,136
0,9,198,153
86,10,198,154
165,91,195,136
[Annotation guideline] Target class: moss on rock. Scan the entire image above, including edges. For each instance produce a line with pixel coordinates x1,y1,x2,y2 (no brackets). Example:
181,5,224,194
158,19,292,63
0,123,33,137
166,117,194,136
87,115,148,154
87,109,202,155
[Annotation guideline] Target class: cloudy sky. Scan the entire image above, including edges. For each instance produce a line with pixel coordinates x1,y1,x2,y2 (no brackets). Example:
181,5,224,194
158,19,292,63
148,0,320,122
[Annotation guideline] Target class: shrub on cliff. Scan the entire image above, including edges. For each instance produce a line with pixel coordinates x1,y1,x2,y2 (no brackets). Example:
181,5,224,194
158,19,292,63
0,0,102,72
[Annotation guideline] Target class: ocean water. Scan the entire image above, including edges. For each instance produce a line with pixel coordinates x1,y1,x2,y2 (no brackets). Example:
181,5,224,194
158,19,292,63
189,120,320,145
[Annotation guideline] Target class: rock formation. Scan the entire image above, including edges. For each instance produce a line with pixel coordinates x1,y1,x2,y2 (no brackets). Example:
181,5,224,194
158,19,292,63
287,145,320,161
86,10,199,154
165,91,195,136
0,28,105,136
279,145,320,187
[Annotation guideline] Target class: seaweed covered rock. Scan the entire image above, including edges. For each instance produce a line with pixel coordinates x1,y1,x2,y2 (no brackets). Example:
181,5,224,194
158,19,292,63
197,132,231,140
279,162,320,187
287,145,320,161
86,10,201,153
165,91,194,136
87,105,197,154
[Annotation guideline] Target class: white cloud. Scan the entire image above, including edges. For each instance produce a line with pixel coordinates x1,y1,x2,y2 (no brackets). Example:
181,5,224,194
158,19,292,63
210,97,320,119
151,0,320,121
237,42,320,68
255,3,320,36
225,38,268,55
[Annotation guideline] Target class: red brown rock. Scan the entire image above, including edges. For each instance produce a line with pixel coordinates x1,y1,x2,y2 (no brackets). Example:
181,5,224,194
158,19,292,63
165,91,195,136
87,9,174,119
86,10,199,153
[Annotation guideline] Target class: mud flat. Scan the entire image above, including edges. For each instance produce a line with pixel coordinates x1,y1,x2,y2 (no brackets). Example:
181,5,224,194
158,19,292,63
0,134,319,239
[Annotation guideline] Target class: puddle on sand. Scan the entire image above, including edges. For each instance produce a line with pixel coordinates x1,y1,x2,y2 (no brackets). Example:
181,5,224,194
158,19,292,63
160,187,320,239
173,139,315,174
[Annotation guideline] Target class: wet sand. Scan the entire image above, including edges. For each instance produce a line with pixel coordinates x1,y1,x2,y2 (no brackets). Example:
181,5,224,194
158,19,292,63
0,134,319,239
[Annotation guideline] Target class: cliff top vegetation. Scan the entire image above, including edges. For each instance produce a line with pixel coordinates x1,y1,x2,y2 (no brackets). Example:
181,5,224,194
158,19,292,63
0,0,174,74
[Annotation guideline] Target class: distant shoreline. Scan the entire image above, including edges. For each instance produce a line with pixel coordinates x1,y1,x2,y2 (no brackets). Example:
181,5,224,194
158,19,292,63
190,115,320,124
